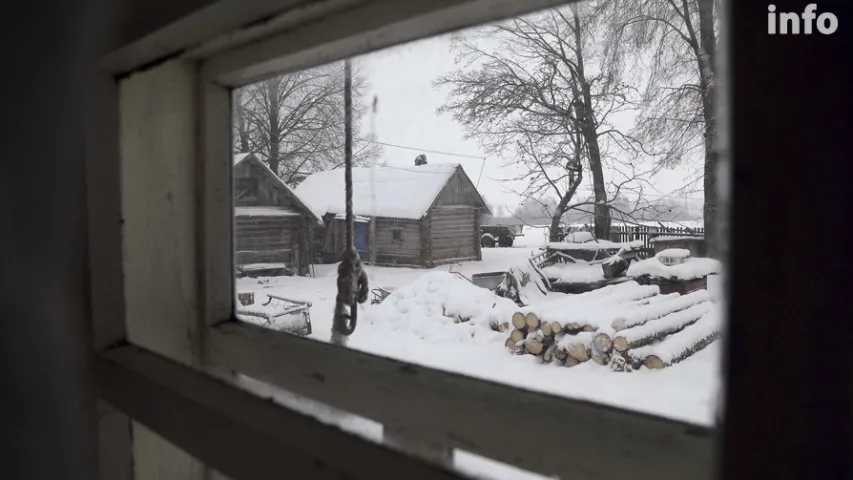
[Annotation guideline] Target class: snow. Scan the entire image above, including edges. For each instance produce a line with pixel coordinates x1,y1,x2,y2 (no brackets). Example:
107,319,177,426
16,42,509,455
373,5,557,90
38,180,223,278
235,297,308,332
234,206,301,217
520,282,661,329
500,264,558,306
233,152,252,166
233,153,322,223
238,263,287,271
631,304,722,364
334,212,371,222
615,302,713,346
707,274,724,302
627,257,723,280
513,226,549,248
557,331,593,350
369,271,518,343
563,231,595,243
295,163,461,220
540,262,605,284
236,248,722,430
546,239,644,251
655,248,691,259
611,289,710,331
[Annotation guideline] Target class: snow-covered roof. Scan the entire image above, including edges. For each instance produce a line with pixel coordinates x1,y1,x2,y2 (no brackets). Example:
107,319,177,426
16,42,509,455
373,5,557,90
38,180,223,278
232,153,321,224
295,163,471,220
233,153,252,166
235,207,301,217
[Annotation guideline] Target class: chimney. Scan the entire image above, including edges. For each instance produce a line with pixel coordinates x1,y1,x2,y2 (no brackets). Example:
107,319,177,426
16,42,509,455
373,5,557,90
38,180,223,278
414,154,427,166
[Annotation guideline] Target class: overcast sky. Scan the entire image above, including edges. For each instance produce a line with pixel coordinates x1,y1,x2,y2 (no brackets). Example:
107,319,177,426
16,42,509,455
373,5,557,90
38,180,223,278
354,22,703,214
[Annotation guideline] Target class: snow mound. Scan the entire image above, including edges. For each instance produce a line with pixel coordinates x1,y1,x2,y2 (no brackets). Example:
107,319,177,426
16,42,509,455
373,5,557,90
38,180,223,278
631,303,722,364
540,262,605,284
655,248,691,259
628,257,722,280
367,272,518,344
563,231,595,243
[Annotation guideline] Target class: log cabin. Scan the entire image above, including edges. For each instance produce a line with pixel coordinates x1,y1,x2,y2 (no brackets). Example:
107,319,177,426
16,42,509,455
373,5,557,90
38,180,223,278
295,160,491,267
233,153,322,276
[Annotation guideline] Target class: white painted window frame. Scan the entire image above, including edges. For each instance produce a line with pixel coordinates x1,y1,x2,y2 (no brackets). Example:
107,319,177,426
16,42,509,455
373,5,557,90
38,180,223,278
88,1,720,479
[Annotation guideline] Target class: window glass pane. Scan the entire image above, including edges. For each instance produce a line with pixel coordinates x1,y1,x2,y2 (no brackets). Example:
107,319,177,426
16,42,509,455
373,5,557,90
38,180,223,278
230,0,725,446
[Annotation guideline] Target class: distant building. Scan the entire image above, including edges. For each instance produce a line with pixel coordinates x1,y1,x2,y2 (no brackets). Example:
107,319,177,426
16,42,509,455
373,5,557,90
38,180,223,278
295,161,491,267
233,153,322,276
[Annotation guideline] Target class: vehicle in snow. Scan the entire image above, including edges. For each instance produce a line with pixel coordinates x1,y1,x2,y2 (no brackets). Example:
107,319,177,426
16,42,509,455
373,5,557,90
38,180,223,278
480,224,522,248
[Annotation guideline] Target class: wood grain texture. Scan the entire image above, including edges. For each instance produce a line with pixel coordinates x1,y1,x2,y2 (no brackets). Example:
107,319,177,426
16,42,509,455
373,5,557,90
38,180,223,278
96,345,466,480
208,320,714,480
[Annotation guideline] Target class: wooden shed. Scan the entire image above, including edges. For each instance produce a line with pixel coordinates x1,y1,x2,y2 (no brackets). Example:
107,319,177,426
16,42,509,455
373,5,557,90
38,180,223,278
233,153,322,276
295,162,491,268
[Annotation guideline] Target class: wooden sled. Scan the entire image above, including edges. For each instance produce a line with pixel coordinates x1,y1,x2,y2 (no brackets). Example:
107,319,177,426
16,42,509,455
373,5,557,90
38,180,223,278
235,293,312,336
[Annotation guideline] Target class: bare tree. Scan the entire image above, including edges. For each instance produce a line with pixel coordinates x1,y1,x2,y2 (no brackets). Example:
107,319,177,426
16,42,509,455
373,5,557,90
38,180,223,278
508,156,668,241
435,5,645,240
513,130,584,241
233,62,382,185
596,0,719,256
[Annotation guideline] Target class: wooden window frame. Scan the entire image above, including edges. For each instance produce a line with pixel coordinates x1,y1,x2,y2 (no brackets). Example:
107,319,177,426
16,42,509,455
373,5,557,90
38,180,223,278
391,228,403,243
88,0,722,479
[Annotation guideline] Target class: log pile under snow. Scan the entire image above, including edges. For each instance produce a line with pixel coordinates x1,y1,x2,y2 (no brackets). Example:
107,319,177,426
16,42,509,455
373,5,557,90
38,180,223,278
502,280,721,371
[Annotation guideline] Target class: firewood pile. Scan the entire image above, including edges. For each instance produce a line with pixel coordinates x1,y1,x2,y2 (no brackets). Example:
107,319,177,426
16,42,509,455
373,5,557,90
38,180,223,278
491,281,721,372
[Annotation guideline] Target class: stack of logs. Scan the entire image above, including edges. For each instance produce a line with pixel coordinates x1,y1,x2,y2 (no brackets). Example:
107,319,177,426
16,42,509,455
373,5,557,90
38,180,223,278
496,287,720,372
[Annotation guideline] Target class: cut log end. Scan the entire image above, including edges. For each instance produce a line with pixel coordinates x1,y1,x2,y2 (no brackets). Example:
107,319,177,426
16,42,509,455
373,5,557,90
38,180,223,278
525,312,540,330
567,344,590,363
592,352,610,366
504,338,518,351
613,336,629,352
643,355,665,369
540,321,553,336
524,338,544,355
510,329,525,344
550,321,562,335
593,333,613,354
511,312,527,330
561,356,580,368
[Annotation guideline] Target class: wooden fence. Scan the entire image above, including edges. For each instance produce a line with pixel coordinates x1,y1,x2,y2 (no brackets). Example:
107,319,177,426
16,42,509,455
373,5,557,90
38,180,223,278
609,225,705,254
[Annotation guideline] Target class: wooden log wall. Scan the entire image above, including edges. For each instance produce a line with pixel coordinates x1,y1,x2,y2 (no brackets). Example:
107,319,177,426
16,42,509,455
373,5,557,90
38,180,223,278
372,217,423,267
427,206,478,266
234,215,300,266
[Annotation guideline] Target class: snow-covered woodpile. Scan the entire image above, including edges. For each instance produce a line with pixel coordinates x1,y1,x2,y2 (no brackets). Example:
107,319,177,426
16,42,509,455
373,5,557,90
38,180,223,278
495,281,721,372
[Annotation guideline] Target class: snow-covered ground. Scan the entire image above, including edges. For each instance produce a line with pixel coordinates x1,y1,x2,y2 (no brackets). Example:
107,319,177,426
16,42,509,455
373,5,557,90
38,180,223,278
236,245,723,479
237,247,722,425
